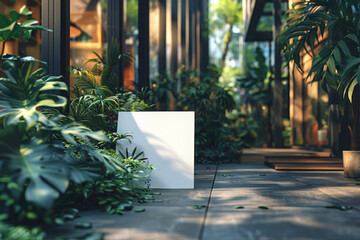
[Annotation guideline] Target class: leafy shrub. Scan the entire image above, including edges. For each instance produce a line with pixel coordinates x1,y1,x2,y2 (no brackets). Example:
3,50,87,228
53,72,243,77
54,149,153,216
0,56,125,226
0,221,44,240
176,65,241,163
0,6,154,239
237,47,272,147
70,67,154,133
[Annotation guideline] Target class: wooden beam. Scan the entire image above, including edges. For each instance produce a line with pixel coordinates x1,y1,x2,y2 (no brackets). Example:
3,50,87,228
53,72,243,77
107,0,126,88
179,0,186,66
273,0,283,148
138,0,150,88
253,31,273,41
199,0,209,73
41,0,70,99
159,0,166,73
244,0,266,42
170,0,178,77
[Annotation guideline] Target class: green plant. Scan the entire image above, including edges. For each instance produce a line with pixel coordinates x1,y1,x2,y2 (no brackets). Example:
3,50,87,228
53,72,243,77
84,39,134,90
152,73,178,110
70,65,153,133
227,112,259,148
0,56,123,226
237,47,272,147
177,65,240,163
280,0,360,150
0,6,50,61
0,221,44,240
0,55,67,126
55,149,153,215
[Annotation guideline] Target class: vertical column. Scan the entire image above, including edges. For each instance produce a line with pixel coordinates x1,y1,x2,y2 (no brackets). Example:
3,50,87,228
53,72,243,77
170,0,178,77
186,0,192,68
41,0,70,90
179,0,186,66
190,0,196,70
138,0,150,88
107,0,126,88
199,0,209,73
273,0,283,148
158,0,166,73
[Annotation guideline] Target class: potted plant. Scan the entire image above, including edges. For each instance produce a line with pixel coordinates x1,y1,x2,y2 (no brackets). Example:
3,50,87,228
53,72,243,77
280,0,360,178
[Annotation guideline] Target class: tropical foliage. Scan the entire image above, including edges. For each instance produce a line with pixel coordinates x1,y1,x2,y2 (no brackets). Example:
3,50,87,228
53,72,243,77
0,6,154,239
280,0,360,150
0,5,50,61
237,47,272,147
178,66,242,163
83,39,134,91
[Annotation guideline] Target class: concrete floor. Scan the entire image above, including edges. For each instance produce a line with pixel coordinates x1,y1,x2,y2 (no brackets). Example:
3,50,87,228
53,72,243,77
47,164,360,240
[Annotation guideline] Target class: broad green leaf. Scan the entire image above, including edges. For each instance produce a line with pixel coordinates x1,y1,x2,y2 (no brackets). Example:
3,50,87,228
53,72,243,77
327,57,336,75
345,33,359,44
347,79,358,103
325,205,353,211
75,222,92,229
0,14,11,28
234,206,244,209
0,130,69,209
332,47,341,65
22,19,39,27
19,5,32,16
150,192,162,196
193,205,206,209
337,40,351,57
134,208,146,213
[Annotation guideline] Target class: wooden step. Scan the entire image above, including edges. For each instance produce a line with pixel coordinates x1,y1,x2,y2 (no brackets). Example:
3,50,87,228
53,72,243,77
265,155,335,160
264,156,343,171
272,164,343,171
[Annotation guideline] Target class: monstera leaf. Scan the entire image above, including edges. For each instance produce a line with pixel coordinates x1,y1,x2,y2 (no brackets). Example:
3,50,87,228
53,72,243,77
0,5,50,44
0,55,67,126
0,125,69,209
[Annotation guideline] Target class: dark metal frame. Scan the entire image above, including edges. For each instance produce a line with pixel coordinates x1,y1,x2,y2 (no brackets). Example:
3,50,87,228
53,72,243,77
158,0,167,74
107,0,126,88
138,1,150,88
41,0,70,99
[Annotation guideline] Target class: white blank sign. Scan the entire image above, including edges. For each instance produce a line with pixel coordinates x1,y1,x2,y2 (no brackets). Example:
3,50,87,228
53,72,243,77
117,112,194,189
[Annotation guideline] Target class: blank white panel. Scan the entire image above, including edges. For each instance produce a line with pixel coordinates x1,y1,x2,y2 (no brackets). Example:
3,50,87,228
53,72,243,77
117,112,194,189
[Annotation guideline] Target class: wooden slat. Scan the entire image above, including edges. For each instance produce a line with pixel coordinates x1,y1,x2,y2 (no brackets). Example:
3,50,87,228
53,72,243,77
274,164,343,171
264,155,343,171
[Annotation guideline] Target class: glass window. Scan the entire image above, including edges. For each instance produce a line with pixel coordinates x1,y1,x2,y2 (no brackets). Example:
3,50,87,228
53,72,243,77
124,0,138,90
149,0,159,83
166,0,172,73
69,0,107,98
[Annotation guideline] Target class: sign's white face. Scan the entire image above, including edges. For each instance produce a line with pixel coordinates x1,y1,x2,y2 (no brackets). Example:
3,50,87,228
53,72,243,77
117,111,195,189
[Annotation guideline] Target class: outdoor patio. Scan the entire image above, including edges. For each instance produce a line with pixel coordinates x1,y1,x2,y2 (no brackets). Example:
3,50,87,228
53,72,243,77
47,163,360,240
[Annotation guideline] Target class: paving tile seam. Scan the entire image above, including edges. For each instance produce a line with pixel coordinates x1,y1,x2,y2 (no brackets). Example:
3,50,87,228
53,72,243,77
198,164,219,240
285,173,360,212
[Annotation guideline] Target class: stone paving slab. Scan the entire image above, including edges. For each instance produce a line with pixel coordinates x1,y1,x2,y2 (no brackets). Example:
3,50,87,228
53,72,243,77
47,163,360,240
202,164,360,240
202,206,360,240
46,164,216,240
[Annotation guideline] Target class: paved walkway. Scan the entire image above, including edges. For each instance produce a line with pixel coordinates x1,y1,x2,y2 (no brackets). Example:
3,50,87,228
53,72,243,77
48,164,360,240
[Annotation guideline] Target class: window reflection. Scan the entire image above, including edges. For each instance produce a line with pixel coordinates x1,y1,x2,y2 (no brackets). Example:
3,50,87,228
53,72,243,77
150,0,159,83
124,0,138,90
69,0,107,98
